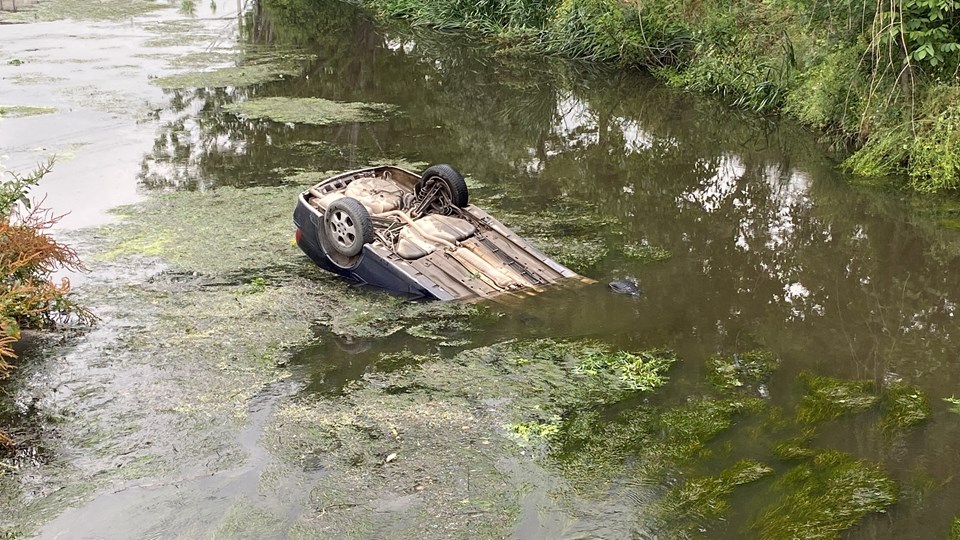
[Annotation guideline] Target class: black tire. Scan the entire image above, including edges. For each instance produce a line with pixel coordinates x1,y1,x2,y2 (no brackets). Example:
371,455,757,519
323,197,374,257
416,164,469,209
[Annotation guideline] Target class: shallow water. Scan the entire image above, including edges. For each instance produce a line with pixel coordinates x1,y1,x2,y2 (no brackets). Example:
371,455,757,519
5,0,960,538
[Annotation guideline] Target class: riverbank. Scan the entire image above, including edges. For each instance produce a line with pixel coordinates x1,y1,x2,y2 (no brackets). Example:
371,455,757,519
337,0,960,193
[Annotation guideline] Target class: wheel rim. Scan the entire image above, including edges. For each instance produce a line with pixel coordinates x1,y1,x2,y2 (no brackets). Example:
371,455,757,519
328,209,358,251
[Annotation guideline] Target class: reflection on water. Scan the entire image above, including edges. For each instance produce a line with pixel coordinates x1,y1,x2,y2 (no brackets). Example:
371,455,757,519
145,0,960,537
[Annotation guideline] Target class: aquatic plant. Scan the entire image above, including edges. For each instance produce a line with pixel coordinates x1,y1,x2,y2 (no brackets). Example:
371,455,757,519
945,396,960,414
223,97,398,126
753,450,897,539
622,242,671,263
506,415,562,446
0,106,57,118
706,349,779,390
655,459,773,534
573,348,677,392
880,383,930,431
150,52,313,89
795,375,878,424
773,437,817,461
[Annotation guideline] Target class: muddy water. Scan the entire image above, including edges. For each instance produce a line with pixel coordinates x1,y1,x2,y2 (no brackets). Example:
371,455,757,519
4,0,960,538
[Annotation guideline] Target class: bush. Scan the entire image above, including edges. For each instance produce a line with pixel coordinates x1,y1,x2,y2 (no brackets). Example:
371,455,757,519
0,161,91,377
909,87,960,191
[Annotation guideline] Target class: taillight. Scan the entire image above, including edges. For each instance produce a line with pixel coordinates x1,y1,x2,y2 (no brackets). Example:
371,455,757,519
295,229,303,243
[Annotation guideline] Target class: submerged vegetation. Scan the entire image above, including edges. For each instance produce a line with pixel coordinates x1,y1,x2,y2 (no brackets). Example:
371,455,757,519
347,0,960,192
755,450,897,539
796,375,878,424
880,383,930,430
655,459,774,535
706,349,779,390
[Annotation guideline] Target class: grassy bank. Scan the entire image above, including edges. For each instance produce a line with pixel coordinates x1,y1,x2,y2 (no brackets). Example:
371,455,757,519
320,0,960,192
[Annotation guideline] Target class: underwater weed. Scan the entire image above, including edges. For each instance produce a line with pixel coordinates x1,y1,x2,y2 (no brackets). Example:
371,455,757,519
796,375,878,424
573,348,677,392
754,450,896,539
880,383,930,431
622,242,671,263
656,459,774,533
706,349,779,390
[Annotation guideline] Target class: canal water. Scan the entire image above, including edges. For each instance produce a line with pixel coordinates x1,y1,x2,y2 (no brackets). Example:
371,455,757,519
4,0,960,538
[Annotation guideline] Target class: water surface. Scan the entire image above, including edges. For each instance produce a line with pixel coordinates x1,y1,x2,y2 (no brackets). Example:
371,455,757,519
6,0,960,537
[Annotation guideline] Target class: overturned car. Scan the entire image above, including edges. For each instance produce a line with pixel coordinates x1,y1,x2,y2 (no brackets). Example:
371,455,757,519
293,164,588,300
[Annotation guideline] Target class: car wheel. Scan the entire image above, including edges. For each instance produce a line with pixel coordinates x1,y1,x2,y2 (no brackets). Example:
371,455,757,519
416,164,469,210
323,197,374,257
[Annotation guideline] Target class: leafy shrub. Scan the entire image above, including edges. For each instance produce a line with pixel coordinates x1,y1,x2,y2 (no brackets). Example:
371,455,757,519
1,162,91,376
785,43,865,134
548,0,691,65
909,86,960,191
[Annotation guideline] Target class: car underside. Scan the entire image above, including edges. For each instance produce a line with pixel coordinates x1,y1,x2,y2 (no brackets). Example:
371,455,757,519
293,164,589,301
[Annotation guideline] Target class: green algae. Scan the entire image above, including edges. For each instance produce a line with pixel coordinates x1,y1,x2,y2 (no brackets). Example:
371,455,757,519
528,235,608,270
753,450,897,540
151,64,301,89
796,375,878,424
623,242,671,262
706,349,779,390
880,383,930,431
261,370,519,537
655,459,773,534
223,97,398,126
652,397,765,465
404,316,474,346
210,499,285,540
60,85,145,117
483,202,617,271
0,467,97,539
507,415,562,446
259,339,680,535
99,186,302,275
548,396,763,495
167,51,239,69
6,73,66,86
0,105,56,118
0,0,161,22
